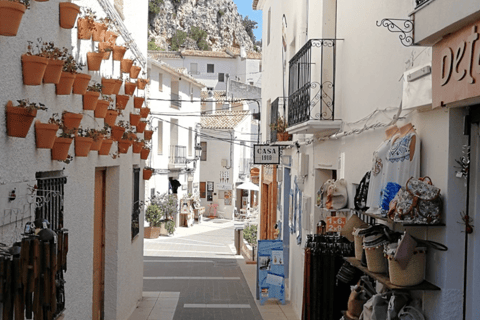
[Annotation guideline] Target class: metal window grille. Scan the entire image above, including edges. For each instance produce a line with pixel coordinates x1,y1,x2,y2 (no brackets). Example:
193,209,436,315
270,98,279,142
207,64,215,73
171,93,181,109
132,168,140,239
170,145,187,164
35,174,67,231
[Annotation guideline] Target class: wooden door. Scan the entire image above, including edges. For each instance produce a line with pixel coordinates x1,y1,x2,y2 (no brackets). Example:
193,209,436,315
93,169,106,320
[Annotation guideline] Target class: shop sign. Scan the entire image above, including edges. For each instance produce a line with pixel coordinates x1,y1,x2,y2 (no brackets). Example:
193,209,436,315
325,216,346,232
433,23,480,108
254,145,280,165
217,183,232,190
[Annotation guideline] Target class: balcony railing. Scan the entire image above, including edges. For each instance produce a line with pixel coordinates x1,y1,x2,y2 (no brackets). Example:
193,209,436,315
288,39,338,128
171,93,181,109
270,98,279,143
170,145,186,164
415,0,431,8
239,158,251,176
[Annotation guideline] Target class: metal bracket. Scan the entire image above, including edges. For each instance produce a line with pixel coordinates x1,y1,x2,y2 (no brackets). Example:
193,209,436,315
376,19,414,47
33,189,63,209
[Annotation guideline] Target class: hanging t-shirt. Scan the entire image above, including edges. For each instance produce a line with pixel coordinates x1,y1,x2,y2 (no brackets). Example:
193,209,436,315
366,139,392,209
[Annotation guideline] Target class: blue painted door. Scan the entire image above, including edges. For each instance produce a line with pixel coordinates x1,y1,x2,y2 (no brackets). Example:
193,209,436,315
283,167,291,279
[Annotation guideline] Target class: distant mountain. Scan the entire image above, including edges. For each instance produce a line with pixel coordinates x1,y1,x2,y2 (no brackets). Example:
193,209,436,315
148,0,256,52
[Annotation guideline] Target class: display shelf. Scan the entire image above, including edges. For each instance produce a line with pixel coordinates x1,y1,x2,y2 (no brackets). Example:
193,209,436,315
318,208,351,213
343,257,441,291
360,211,445,227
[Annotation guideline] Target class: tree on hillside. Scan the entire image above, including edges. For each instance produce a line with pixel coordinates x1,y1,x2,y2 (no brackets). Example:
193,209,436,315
242,16,258,43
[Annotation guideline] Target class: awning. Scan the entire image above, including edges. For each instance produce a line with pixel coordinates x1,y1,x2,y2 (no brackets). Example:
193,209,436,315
236,182,259,191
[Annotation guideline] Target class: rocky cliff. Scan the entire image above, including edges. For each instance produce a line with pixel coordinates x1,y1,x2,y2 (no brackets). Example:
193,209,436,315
148,0,255,52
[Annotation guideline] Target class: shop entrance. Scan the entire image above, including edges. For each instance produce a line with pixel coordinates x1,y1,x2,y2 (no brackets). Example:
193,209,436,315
93,169,106,320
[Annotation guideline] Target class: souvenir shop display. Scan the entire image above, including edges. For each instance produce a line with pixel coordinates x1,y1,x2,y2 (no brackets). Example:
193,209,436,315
317,179,348,210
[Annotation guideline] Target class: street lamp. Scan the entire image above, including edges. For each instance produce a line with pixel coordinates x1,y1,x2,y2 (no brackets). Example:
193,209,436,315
194,143,202,160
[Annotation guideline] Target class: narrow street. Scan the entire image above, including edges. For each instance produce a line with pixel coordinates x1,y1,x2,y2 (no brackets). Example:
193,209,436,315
128,219,297,320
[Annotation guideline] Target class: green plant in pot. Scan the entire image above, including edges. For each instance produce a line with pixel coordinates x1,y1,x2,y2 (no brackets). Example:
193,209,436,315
269,116,292,141
147,192,178,236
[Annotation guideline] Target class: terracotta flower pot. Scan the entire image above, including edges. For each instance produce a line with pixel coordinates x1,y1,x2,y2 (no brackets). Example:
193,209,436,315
92,22,107,42
130,113,141,127
130,66,141,79
113,79,123,95
133,141,144,154
140,107,150,118
35,121,59,149
51,137,73,161
90,134,104,151
98,42,112,60
59,2,80,29
83,91,100,111
111,126,125,141
77,18,93,40
22,55,48,85
120,59,134,73
5,102,37,138
277,132,292,141
72,73,91,95
104,110,118,127
0,1,26,36
136,121,147,133
75,136,93,157
62,112,83,135
105,31,118,45
124,82,137,96
94,100,110,118
101,78,116,95
140,148,150,160
98,138,113,155
144,130,153,141
143,169,153,180
112,46,127,61
137,78,148,90
116,95,129,109
134,96,145,109
87,52,104,71
43,59,65,84
118,139,131,154
56,72,76,95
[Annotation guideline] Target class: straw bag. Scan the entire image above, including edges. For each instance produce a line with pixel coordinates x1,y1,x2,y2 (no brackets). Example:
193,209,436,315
365,246,387,273
353,228,367,260
328,179,348,210
387,247,427,286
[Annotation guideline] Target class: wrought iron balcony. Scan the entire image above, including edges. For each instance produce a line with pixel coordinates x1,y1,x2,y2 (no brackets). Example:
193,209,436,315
288,39,342,134
270,97,279,143
415,0,432,8
169,145,186,165
171,93,181,109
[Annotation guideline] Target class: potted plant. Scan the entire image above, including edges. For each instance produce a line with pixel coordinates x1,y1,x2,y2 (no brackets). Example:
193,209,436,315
137,77,149,90
129,112,141,127
86,48,104,71
77,7,96,40
90,127,109,151
0,0,28,36
118,129,134,154
95,95,113,118
124,77,137,96
51,124,75,161
22,39,49,85
120,58,134,74
270,116,292,141
98,130,114,156
62,111,83,135
83,82,102,110
59,1,81,29
92,17,109,42
112,42,128,61
113,78,123,95
6,99,47,138
116,94,129,110
57,53,83,95
140,106,150,118
140,142,151,160
35,113,60,149
74,128,94,157
136,120,147,133
132,138,144,154
130,63,141,79
111,120,129,141
143,166,154,180
101,76,116,95
104,105,120,127
42,42,68,84
134,96,145,109
103,17,118,44
98,41,113,60
144,128,153,141
144,203,162,238
149,193,178,236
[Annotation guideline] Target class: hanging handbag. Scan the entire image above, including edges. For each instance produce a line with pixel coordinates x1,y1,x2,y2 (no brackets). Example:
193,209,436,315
320,179,335,208
329,179,348,210
354,172,371,211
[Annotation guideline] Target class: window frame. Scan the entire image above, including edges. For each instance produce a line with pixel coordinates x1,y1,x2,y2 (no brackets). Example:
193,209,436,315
200,141,207,161
207,64,215,73
218,73,225,82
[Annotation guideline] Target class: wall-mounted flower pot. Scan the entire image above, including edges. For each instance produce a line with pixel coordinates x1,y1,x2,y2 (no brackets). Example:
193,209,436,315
116,95,129,110
137,78,148,90
62,112,83,135
83,91,100,110
113,79,123,95
0,1,26,36
140,107,150,118
43,59,65,84
98,138,113,155
51,137,73,161
130,113,141,127
35,121,59,149
72,73,91,95
105,31,118,45
104,110,118,127
98,42,112,60
118,139,131,154
144,130,153,141
120,59,133,73
77,18,93,40
112,46,126,61
134,96,144,109
101,78,116,95
136,121,146,133
59,2,80,29
111,126,125,141
127,132,136,143
276,132,292,141
143,169,153,180
94,100,109,118
90,134,104,151
5,101,37,138
56,72,76,95
87,52,104,71
75,136,93,157
130,66,141,79
124,82,137,96
22,55,48,85
92,22,107,42
133,141,144,154
140,148,150,160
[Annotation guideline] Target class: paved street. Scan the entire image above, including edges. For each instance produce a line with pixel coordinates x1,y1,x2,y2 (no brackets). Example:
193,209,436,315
128,218,299,320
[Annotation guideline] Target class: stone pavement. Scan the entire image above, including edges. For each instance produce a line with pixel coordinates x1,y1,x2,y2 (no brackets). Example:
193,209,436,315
128,218,300,320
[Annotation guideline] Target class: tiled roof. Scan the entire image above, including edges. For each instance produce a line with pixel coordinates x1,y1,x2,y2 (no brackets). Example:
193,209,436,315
148,57,205,88
181,50,234,58
201,90,243,107
148,49,261,60
226,47,262,60
147,50,182,59
201,111,249,129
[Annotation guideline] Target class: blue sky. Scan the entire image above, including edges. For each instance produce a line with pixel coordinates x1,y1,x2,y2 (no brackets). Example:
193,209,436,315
234,0,263,41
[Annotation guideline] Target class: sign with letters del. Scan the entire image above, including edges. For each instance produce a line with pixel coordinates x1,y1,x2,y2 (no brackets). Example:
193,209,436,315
254,145,280,165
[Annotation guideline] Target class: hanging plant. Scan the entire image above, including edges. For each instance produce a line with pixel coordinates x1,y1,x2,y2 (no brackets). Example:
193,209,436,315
120,58,134,74
101,77,116,95
62,111,83,135
140,143,151,160
98,137,113,155
137,78,149,90
140,106,150,118
116,94,129,109
132,139,144,154
57,53,84,95
92,19,107,42
144,129,153,141
130,112,141,127
83,82,102,110
130,63,141,79
136,120,147,133
90,126,110,151
98,41,113,60
86,50,104,71
22,39,50,85
104,107,119,127
112,45,127,61
51,123,75,161
143,167,154,180
134,96,145,109
113,78,123,95
94,95,113,118
77,8,97,40
59,2,80,29
111,120,129,141
6,99,47,138
42,42,69,84
74,128,94,157
0,0,28,37
35,114,60,149
118,138,131,154
124,78,137,96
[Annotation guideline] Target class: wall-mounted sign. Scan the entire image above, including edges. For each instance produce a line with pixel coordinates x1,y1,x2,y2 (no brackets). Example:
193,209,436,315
325,216,347,232
254,145,280,165
207,181,214,191
217,183,233,190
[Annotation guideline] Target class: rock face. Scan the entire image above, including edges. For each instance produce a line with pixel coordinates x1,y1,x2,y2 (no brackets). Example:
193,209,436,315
149,0,254,52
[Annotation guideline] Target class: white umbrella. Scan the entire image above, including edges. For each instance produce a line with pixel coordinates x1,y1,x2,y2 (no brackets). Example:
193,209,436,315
236,181,259,191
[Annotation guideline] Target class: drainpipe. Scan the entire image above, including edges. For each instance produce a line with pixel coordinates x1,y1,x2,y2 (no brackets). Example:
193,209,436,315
224,130,233,170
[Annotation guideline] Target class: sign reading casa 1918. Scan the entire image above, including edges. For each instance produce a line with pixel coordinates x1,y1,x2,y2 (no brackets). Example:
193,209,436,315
254,145,280,165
